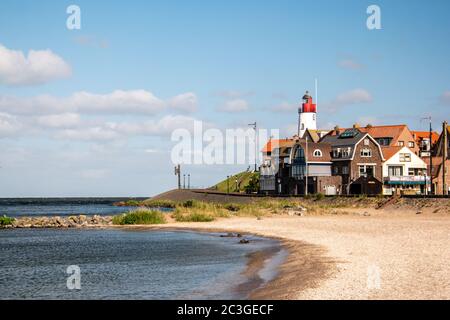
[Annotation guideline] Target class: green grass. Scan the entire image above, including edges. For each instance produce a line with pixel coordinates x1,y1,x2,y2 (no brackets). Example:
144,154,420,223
0,215,14,226
112,209,166,225
173,211,215,222
213,171,258,193
141,199,177,208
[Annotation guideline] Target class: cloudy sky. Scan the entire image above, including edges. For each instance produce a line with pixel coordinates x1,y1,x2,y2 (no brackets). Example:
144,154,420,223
0,0,449,197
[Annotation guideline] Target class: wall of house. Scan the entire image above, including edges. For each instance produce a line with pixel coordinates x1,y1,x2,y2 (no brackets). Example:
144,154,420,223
350,137,383,182
382,147,427,177
316,176,342,195
396,127,419,154
433,160,450,195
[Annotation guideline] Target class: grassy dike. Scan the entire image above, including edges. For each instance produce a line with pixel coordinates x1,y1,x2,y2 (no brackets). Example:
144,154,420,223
113,196,362,225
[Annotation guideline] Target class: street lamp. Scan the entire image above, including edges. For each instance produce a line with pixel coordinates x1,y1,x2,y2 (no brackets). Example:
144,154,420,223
248,122,257,172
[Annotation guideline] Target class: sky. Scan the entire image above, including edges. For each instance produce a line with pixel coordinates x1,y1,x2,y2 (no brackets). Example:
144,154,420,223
0,0,449,197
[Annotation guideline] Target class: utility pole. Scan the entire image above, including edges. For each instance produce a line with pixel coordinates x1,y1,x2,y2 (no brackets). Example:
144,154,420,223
174,164,181,189
248,122,257,172
183,174,186,189
429,118,433,195
422,117,433,195
227,175,230,194
305,136,309,196
188,174,191,190
443,121,448,195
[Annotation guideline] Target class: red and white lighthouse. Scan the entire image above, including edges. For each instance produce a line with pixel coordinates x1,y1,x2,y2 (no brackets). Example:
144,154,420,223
298,91,317,138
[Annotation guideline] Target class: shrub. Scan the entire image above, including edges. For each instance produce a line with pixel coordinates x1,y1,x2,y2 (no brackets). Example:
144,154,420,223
0,215,14,226
314,193,325,201
173,211,215,222
112,209,166,225
141,199,176,208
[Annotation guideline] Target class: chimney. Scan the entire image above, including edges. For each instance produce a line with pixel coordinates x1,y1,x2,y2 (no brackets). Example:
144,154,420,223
334,125,340,135
366,123,373,129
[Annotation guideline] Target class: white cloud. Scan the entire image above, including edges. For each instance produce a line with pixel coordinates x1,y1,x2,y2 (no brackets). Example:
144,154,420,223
0,44,71,85
338,59,364,70
50,114,207,142
0,90,186,115
0,113,20,137
167,92,198,113
35,113,81,128
323,89,373,112
218,99,249,112
56,126,122,141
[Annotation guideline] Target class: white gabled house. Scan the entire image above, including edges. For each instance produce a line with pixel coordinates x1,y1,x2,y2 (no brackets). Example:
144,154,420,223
382,146,429,195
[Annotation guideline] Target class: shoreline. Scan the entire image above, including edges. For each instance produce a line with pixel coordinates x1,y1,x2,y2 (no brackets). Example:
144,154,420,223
117,225,335,300
3,210,450,299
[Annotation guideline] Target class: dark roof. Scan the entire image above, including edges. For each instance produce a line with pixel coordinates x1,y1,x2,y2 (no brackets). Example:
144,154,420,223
294,141,332,162
320,128,366,147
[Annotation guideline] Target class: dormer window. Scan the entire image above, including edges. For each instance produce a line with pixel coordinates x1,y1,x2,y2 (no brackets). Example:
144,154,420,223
313,149,322,157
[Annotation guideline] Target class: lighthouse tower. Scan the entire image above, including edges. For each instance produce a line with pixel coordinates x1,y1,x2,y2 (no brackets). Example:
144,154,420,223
298,91,317,138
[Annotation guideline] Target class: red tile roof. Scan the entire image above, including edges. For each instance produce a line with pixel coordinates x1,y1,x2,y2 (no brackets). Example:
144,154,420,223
261,139,294,153
411,131,439,144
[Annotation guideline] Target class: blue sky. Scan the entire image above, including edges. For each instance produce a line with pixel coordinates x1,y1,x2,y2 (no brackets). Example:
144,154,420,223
0,0,449,197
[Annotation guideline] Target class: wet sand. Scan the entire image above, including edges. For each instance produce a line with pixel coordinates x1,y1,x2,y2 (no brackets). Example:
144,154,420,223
147,211,450,300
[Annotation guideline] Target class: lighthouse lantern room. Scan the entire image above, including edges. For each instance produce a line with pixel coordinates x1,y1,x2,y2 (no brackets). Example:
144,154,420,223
298,90,317,138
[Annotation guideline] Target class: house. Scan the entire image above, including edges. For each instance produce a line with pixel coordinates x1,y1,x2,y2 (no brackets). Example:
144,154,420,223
424,122,450,195
381,146,428,195
324,124,419,154
321,128,384,195
303,128,331,143
411,130,439,157
289,140,341,195
260,139,295,194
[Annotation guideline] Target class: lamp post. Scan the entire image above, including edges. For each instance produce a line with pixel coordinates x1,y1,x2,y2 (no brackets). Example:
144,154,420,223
188,174,190,190
183,174,186,189
248,122,257,172
227,176,230,194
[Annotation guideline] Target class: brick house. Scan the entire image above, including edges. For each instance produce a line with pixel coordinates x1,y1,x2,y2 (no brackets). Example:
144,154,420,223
289,140,341,195
424,123,450,195
326,124,418,154
321,128,384,195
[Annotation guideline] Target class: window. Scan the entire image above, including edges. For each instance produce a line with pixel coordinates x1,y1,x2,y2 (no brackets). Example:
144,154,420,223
333,148,341,158
313,149,322,157
409,168,424,176
301,123,305,130
408,141,415,148
398,141,405,147
399,153,411,162
342,147,351,157
388,166,403,176
333,166,339,174
364,138,370,146
359,165,375,177
292,165,306,178
360,148,372,157
375,137,392,146
342,166,349,174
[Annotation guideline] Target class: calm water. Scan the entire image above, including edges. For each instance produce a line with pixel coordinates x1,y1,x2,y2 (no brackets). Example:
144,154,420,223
0,228,281,299
0,198,148,217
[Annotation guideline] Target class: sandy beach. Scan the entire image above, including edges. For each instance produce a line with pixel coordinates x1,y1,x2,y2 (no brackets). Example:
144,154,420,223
150,210,450,300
